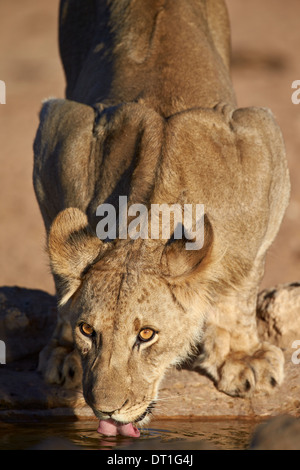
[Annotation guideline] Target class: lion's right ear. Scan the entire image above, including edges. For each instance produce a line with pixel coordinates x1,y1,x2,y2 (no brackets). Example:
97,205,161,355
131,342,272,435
48,208,103,305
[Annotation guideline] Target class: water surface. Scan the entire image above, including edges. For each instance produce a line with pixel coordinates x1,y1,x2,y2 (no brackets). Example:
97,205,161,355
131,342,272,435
0,418,259,450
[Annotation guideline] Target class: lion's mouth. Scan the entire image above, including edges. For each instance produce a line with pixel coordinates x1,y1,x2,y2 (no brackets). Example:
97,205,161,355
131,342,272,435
96,402,155,437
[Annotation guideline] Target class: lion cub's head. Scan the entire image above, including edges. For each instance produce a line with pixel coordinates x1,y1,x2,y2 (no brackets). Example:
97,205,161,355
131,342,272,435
47,207,213,428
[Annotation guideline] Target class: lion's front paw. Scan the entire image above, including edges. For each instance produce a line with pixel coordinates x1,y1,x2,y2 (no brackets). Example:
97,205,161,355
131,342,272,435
217,343,284,397
38,340,82,389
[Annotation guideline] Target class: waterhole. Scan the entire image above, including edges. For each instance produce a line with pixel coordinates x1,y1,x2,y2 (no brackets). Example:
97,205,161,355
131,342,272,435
0,418,259,450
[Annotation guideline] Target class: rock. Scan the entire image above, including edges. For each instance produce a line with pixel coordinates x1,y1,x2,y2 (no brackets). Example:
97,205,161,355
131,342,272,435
0,286,57,362
257,282,300,348
0,282,300,421
249,415,300,450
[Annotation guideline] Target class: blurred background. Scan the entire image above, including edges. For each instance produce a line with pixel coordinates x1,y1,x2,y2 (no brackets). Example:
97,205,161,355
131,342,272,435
0,0,299,295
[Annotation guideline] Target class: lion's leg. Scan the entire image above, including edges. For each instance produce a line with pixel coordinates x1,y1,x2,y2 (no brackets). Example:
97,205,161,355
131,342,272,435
38,290,82,389
193,257,284,397
33,99,98,389
34,178,83,388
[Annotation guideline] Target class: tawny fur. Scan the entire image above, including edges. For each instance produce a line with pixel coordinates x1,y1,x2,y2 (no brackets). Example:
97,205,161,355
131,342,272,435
33,0,290,423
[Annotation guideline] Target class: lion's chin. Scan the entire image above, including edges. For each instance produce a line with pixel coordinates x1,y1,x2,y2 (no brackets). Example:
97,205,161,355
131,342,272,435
97,418,140,437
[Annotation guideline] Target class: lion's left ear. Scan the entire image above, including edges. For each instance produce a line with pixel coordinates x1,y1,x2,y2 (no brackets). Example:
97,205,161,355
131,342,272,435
161,215,213,280
48,208,103,305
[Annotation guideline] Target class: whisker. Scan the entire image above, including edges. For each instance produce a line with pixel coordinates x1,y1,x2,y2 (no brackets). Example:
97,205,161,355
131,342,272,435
151,394,187,401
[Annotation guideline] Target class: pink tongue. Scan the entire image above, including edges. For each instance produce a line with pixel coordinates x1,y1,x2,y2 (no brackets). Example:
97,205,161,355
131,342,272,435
97,418,140,438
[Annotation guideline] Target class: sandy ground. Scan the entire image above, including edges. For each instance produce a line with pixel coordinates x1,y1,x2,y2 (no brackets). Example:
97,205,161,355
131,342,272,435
0,0,300,295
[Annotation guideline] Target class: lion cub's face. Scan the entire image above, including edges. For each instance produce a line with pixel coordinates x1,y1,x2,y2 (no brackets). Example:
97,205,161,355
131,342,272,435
48,208,212,425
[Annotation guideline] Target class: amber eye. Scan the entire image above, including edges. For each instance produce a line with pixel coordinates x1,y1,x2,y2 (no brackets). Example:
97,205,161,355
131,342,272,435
80,322,95,337
138,328,156,342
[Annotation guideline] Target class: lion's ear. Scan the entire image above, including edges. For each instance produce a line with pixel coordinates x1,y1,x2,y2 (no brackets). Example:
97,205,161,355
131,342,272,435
48,208,102,305
161,215,213,280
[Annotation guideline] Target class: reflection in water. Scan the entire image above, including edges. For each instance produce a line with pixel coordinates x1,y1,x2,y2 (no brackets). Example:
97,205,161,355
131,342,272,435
0,418,258,450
